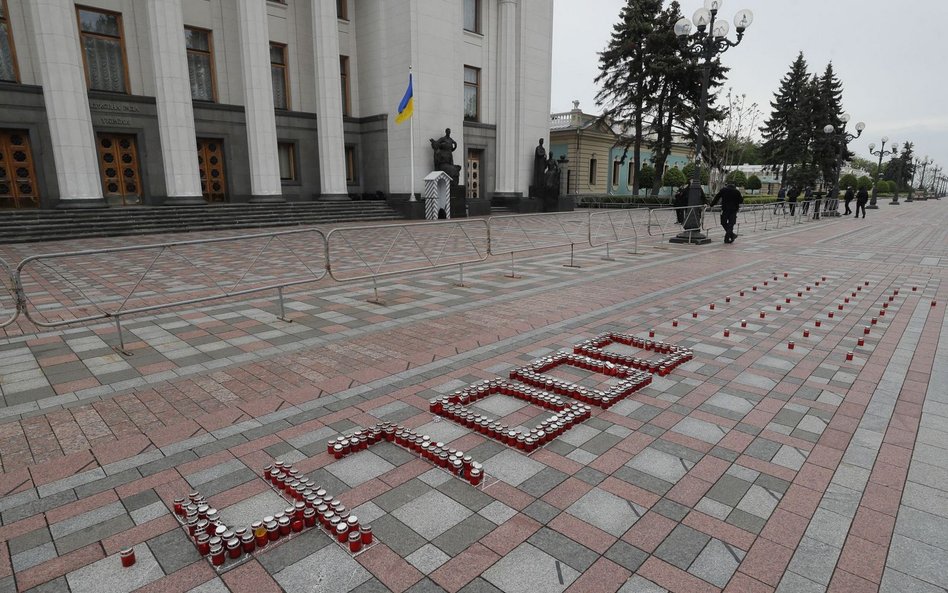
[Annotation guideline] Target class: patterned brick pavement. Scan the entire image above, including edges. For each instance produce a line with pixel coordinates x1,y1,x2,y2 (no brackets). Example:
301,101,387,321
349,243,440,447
0,203,945,592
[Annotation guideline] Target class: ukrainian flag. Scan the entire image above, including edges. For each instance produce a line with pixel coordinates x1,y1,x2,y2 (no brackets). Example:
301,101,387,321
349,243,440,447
395,74,414,125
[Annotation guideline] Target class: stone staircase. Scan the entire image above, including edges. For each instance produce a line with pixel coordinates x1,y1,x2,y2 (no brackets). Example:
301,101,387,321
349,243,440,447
0,201,402,244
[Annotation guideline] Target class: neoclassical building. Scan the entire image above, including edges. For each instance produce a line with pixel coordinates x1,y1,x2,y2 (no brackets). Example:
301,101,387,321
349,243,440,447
0,0,553,209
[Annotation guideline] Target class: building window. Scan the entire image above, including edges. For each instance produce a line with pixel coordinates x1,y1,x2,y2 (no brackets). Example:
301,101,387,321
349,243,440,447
463,0,480,33
340,55,351,116
77,6,128,93
278,142,296,181
337,0,348,20
463,66,480,122
270,43,289,110
612,161,620,188
345,145,357,185
0,0,18,82
589,159,597,185
627,163,634,187
185,27,215,102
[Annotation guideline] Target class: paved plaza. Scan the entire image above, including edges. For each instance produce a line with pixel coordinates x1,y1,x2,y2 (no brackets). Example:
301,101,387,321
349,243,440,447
0,203,946,593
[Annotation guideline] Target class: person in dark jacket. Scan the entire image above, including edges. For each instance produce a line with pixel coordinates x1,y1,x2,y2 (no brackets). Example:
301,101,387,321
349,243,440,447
775,187,787,214
673,186,688,224
710,182,743,243
843,186,855,215
855,187,869,218
801,186,813,215
787,185,800,215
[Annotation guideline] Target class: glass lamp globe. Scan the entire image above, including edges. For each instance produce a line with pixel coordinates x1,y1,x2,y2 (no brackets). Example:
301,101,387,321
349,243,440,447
704,0,723,11
713,20,730,38
693,8,712,28
891,141,897,149
855,122,866,132
733,9,754,31
823,125,835,135
869,143,876,151
840,113,851,123
882,136,889,144
674,17,693,37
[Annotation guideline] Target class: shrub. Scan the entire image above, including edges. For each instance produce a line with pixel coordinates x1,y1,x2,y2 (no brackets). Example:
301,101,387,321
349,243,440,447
857,176,872,191
725,170,747,187
746,175,762,191
662,166,687,188
839,174,858,190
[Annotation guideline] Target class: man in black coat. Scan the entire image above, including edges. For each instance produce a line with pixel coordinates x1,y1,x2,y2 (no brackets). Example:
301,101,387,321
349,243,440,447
855,187,869,218
787,185,800,216
710,182,744,243
843,186,855,215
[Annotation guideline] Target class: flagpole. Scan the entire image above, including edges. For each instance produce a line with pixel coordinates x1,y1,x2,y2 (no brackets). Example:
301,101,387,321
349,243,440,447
408,66,416,202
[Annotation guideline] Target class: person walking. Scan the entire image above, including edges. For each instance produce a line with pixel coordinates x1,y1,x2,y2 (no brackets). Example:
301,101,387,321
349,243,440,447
855,186,869,218
775,186,787,214
710,182,743,243
801,186,813,215
673,185,687,225
843,186,855,215
787,185,800,216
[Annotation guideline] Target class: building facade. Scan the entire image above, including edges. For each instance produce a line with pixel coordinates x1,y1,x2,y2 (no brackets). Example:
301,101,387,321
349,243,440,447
0,0,553,210
550,102,692,197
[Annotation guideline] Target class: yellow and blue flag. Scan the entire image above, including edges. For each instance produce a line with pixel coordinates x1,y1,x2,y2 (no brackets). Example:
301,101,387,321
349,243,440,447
395,74,414,125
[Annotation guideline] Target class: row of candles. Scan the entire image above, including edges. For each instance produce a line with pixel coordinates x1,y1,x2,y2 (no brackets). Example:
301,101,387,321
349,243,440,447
435,380,570,413
328,422,487,486
574,334,693,376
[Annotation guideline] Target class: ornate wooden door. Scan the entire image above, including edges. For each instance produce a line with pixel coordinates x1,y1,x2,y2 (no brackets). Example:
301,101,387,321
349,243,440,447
0,130,39,208
197,138,227,203
96,133,142,206
466,149,481,200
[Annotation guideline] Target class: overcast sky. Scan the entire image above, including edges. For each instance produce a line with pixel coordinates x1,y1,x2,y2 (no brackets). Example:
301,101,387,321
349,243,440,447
552,0,948,178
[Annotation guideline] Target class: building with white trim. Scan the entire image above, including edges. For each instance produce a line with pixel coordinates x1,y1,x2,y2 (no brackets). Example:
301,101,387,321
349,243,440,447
0,0,553,211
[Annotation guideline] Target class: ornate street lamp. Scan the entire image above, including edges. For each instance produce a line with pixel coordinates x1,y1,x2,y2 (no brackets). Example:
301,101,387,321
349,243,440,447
867,137,897,209
918,157,932,199
930,165,942,198
823,114,865,216
906,157,923,202
670,0,753,244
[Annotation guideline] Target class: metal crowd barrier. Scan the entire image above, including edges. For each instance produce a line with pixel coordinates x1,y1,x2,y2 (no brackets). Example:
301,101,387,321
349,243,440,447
326,219,489,302
487,211,591,275
16,228,329,352
647,205,707,239
589,209,644,260
0,256,18,329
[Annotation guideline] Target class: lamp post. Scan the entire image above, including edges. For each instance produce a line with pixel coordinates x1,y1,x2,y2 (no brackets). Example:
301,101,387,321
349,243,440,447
867,137,897,209
918,157,931,199
906,157,923,202
823,115,865,216
930,165,942,198
670,0,754,245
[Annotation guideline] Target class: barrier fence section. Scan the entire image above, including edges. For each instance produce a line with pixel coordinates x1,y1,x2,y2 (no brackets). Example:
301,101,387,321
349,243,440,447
16,228,329,350
646,205,707,241
487,211,591,274
326,219,489,301
0,256,18,329
589,209,644,260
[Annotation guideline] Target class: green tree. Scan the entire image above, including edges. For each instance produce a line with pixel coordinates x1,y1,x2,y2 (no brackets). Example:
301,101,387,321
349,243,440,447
857,176,872,190
638,163,656,190
810,63,847,184
682,162,710,185
848,156,878,178
662,166,687,188
840,173,858,189
760,53,812,184
595,0,664,196
746,175,762,191
725,170,747,187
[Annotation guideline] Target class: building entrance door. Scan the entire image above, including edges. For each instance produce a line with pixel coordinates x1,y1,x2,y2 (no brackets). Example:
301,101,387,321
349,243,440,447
0,130,39,209
96,133,142,206
197,138,228,203
466,149,482,200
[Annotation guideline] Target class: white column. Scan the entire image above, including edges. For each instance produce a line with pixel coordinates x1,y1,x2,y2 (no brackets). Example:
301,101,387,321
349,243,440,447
236,0,283,200
311,0,349,200
146,0,204,205
494,0,521,199
29,0,104,207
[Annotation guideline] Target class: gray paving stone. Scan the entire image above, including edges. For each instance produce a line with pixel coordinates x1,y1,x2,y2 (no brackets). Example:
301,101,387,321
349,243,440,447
604,540,648,573
65,543,163,593
392,490,473,540
652,499,689,522
566,488,643,537
527,527,598,573
688,539,744,588
121,489,160,514
726,508,766,534
437,477,494,512
705,475,753,507
886,533,948,590
806,508,851,548
613,466,673,496
275,542,372,593
147,528,202,574
479,501,517,525
8,528,52,556
56,514,134,555
406,543,451,575
458,578,504,593
894,507,948,552
580,432,623,455
618,575,668,593
432,513,496,556
736,484,780,520
484,449,545,487
880,567,946,593
654,525,710,571
744,438,781,461
519,467,568,498
786,536,838,586
482,543,578,593
130,501,169,525
12,542,57,572
573,467,607,487
406,578,448,593
671,417,726,444
186,579,229,593
372,441,420,467
74,468,142,499
523,500,560,525
351,578,394,593
775,571,826,593
373,479,430,513
370,514,426,557
325,451,397,488
22,576,67,593
256,528,332,574
626,447,690,484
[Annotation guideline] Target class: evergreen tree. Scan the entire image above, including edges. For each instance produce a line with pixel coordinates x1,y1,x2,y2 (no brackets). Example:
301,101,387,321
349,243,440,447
595,0,664,196
760,53,811,183
811,63,846,184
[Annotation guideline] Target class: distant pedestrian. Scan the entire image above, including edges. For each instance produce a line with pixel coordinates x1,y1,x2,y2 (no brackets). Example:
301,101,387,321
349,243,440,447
855,187,869,218
801,186,813,215
710,182,743,243
843,186,855,215
673,185,687,225
775,187,787,214
787,185,800,216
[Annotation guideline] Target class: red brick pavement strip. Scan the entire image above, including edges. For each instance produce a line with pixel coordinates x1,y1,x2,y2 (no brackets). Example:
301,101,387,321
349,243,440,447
429,542,500,593
356,543,424,593
15,542,104,591
132,559,217,593
564,557,632,593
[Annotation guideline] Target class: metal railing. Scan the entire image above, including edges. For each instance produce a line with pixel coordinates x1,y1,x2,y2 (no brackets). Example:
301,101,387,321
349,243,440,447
0,256,18,329
16,227,329,351
647,205,707,238
326,219,489,302
589,209,643,260
487,211,591,274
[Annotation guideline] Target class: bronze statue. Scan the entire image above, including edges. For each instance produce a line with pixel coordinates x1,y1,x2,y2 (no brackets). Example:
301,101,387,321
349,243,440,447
545,155,561,201
429,128,461,188
533,139,547,191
